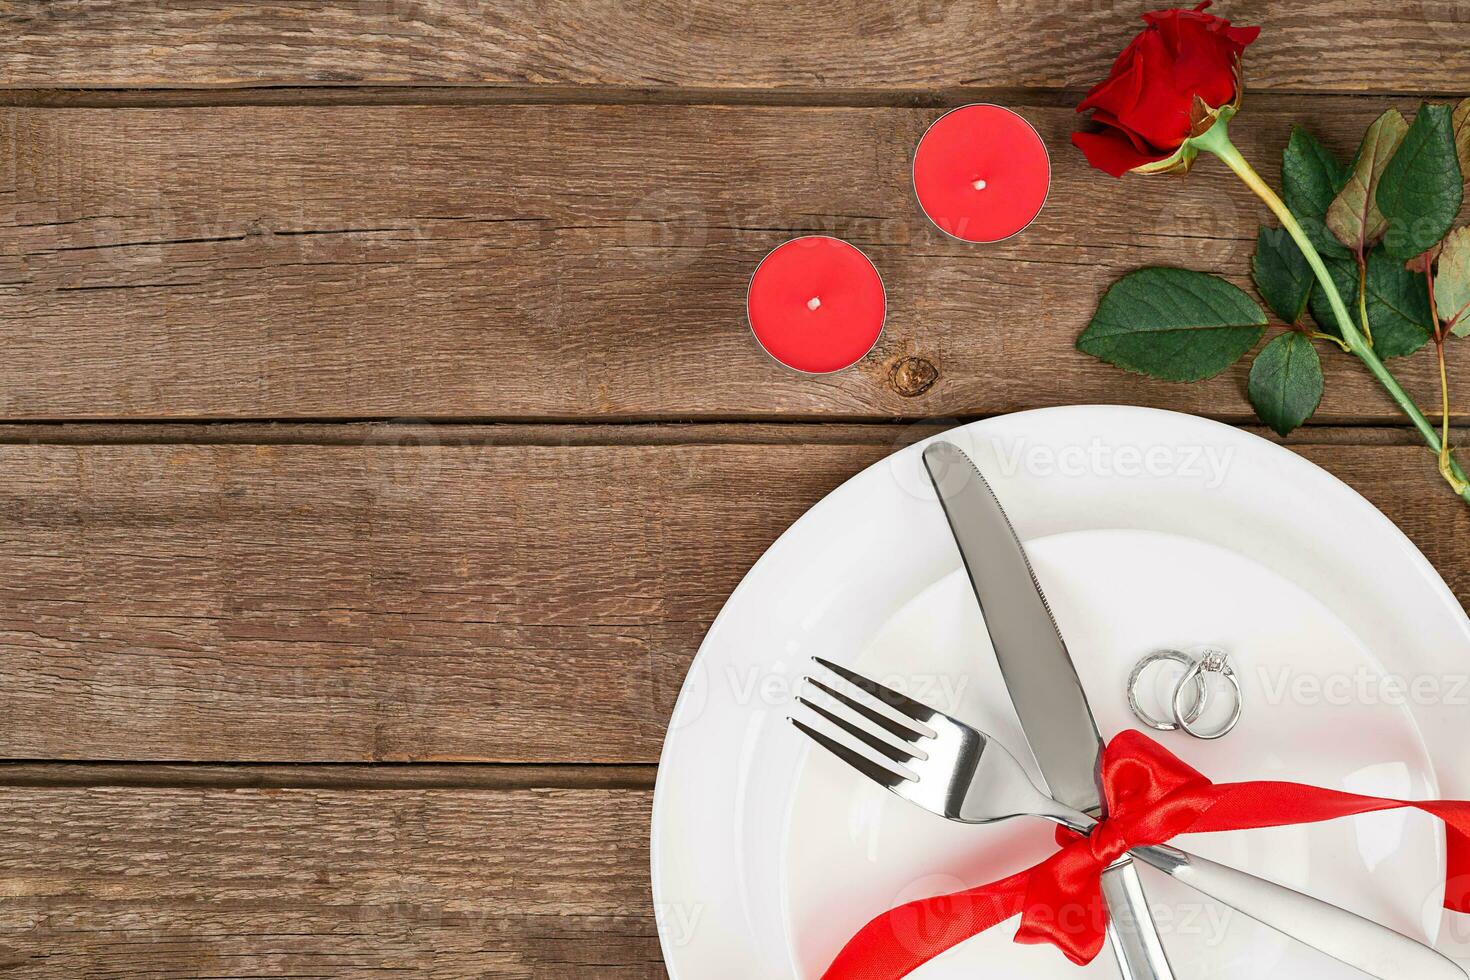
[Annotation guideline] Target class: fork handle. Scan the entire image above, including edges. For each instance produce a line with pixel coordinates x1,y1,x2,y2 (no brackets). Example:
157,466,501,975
1132,844,1466,980
1101,858,1177,980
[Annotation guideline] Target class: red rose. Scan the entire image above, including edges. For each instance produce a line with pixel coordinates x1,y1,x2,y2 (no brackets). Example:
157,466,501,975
1072,2,1260,177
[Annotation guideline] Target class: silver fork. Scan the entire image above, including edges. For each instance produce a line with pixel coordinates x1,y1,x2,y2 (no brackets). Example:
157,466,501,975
792,656,1466,980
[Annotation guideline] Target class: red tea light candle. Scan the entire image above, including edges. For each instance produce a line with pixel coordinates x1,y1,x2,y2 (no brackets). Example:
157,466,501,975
747,236,886,374
913,104,1051,243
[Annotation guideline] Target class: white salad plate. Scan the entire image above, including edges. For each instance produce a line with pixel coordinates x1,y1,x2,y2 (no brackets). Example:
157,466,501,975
650,406,1470,978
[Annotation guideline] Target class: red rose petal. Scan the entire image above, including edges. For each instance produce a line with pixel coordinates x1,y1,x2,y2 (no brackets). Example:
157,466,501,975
1071,130,1169,178
1112,30,1197,149
1227,24,1261,46
1077,52,1146,116
1165,23,1238,108
1089,108,1157,154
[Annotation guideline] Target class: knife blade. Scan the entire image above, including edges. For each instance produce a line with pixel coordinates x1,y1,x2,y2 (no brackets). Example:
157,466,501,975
922,441,1106,811
924,440,1175,979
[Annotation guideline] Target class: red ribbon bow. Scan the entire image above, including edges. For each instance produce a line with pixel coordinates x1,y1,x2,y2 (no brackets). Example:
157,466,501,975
824,730,1470,979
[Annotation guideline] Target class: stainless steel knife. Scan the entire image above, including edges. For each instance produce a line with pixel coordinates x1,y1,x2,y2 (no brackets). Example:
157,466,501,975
923,440,1175,980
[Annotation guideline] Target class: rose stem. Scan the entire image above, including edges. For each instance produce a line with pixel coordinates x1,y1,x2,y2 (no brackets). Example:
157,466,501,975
1354,253,1374,348
1425,264,1465,492
1192,119,1470,504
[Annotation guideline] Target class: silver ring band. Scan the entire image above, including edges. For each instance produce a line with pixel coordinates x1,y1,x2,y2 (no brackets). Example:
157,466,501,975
1128,650,1208,732
1172,651,1242,740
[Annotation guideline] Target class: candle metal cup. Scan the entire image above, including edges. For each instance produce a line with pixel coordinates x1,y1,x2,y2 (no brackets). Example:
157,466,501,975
746,235,887,375
913,103,1051,244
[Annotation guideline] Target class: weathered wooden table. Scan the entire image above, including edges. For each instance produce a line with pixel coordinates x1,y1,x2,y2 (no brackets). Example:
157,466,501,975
1,3,1467,976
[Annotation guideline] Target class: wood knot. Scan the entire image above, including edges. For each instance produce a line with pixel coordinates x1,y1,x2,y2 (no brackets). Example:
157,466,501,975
888,356,938,397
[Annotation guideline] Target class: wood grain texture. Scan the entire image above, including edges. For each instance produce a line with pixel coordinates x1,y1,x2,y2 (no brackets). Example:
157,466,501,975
2,0,1469,93
4,100,1469,423
0,760,658,790
0,420,1455,447
0,785,663,977
0,439,886,763
0,436,1464,764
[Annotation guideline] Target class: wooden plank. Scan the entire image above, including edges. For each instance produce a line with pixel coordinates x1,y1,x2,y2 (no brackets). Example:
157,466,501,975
0,439,888,763
4,100,1469,423
0,437,1464,764
0,760,658,790
0,785,663,977
0,420,1458,448
2,1,1468,93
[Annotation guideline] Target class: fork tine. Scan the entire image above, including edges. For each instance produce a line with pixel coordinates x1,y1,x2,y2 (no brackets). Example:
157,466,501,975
812,657,940,726
804,677,927,742
790,718,907,788
796,696,921,765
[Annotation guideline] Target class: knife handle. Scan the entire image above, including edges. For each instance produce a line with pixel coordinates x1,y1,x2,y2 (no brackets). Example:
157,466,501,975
1132,844,1467,980
1100,859,1176,980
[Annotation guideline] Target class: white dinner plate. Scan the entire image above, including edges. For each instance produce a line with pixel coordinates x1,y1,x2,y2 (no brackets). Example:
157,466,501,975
650,407,1470,977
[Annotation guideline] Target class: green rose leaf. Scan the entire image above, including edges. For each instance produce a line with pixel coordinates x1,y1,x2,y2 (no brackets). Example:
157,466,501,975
1379,103,1464,260
1365,248,1435,357
1252,225,1313,325
1453,98,1470,180
1327,109,1408,254
1078,268,1267,382
1307,252,1360,339
1248,332,1324,437
1308,248,1433,357
1436,226,1470,337
1283,127,1350,259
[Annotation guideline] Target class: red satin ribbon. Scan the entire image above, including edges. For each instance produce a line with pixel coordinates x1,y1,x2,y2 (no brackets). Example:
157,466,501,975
824,729,1470,979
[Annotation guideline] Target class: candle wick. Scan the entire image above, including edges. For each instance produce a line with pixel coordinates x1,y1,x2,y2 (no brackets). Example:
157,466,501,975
972,179,988,191
807,296,822,311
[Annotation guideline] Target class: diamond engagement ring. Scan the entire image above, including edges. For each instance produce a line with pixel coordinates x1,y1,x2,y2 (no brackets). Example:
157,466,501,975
1172,646,1242,740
